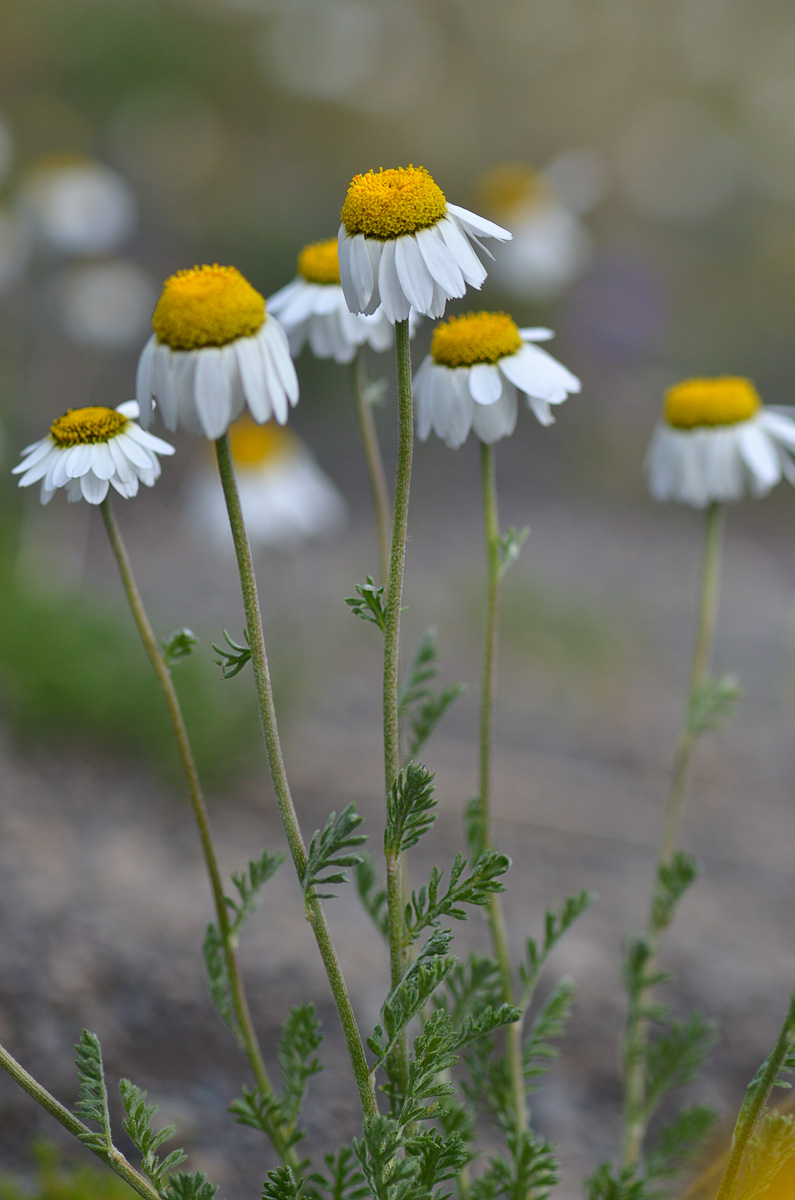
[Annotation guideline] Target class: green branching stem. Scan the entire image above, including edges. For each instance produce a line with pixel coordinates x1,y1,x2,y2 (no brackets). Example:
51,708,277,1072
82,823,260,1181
99,497,297,1169
622,501,725,1170
715,993,795,1200
214,433,378,1124
478,442,526,1135
0,1042,161,1200
383,318,414,1100
352,349,391,586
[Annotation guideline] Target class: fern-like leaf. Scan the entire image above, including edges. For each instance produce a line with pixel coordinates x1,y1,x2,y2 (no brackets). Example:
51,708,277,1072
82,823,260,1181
519,890,596,1006
354,1116,419,1200
228,848,285,935
120,1078,187,1189
203,922,240,1042
162,1172,219,1200
74,1030,112,1153
307,1145,369,1200
384,762,436,857
470,1130,558,1200
303,805,366,900
345,577,387,632
406,850,509,941
645,1103,717,1183
262,1166,304,1200
279,1003,324,1126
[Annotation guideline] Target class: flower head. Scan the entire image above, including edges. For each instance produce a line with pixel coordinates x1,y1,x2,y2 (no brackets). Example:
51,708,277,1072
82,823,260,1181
646,376,795,507
183,415,346,549
12,401,174,505
268,237,412,362
414,311,580,448
338,165,511,324
21,156,136,257
136,264,299,439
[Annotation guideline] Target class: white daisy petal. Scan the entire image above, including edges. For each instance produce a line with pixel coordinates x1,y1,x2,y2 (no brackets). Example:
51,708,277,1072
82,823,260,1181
471,385,519,443
518,327,555,342
378,238,411,323
194,347,232,439
349,233,377,311
500,343,581,403
80,472,110,503
437,216,487,288
135,335,157,428
736,422,781,493
415,224,466,298
395,234,434,314
445,202,512,242
468,363,503,406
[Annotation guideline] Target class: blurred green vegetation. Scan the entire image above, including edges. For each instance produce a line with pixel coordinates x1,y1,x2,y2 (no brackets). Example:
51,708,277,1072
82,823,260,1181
0,538,261,790
0,1141,131,1200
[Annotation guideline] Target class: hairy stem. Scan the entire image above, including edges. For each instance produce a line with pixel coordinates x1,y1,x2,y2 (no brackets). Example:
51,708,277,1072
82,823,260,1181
622,501,725,1169
0,1042,161,1200
214,433,378,1124
382,318,414,1100
352,349,391,586
478,442,526,1134
100,497,298,1169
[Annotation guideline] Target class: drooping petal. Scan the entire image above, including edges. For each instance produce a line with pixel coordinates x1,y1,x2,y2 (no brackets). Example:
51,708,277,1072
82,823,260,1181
395,234,434,314
194,347,233,439
445,202,513,242
468,363,503,406
471,385,518,443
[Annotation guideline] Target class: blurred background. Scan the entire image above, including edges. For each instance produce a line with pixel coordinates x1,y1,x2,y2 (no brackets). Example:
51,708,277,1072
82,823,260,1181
3,0,795,1197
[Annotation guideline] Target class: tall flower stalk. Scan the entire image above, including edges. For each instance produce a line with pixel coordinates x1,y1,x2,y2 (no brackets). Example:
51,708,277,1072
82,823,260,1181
622,501,726,1169
99,496,300,1170
213,433,378,1124
352,349,391,586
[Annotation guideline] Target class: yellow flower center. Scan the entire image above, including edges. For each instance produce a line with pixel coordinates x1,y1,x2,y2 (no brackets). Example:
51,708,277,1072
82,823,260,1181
431,312,522,368
152,264,266,351
49,406,128,447
664,376,762,429
228,415,296,467
297,238,341,285
340,166,447,240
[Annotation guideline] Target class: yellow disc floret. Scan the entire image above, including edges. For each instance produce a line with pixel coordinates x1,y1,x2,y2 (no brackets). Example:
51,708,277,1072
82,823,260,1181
152,264,266,351
50,406,128,447
431,312,522,368
341,166,447,240
297,239,341,285
664,376,762,429
229,415,296,467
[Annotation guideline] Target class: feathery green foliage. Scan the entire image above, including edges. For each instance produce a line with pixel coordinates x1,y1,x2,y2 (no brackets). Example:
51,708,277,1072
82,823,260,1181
278,1004,324,1126
228,847,285,935
385,762,437,856
369,931,456,1063
354,1117,419,1200
519,891,596,1005
645,1103,717,1183
73,1030,112,1153
202,921,239,1040
398,628,465,759
302,805,367,899
161,628,198,668
687,671,740,735
470,1130,559,1200
162,1172,218,1200
650,852,699,934
355,854,389,939
119,1078,187,1189
643,1012,718,1118
731,1110,795,1200
307,1146,370,1200
211,628,251,679
261,1166,304,1200
345,577,387,632
584,1164,648,1200
405,850,510,943
523,979,575,1091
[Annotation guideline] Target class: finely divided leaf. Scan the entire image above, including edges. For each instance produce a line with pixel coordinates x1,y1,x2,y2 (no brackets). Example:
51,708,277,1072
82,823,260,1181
308,1145,369,1200
203,922,240,1041
228,848,285,935
385,763,436,857
519,891,596,1005
406,850,509,941
303,805,366,900
120,1078,187,1188
345,577,387,632
278,1003,324,1126
162,1172,219,1200
262,1166,304,1200
651,851,699,934
74,1030,112,1152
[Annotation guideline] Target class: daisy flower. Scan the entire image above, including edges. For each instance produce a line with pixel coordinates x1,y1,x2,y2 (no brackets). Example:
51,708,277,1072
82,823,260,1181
414,311,581,449
268,236,406,362
12,401,174,505
646,376,795,507
21,156,136,257
184,415,346,550
338,165,512,324
136,264,299,440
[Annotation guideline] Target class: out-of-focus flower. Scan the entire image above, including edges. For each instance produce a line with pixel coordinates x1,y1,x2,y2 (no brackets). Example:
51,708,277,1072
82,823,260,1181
414,311,580,449
20,157,136,256
475,161,595,301
136,264,298,439
183,415,346,549
268,237,406,362
12,401,174,505
646,376,795,507
56,259,158,350
338,165,511,323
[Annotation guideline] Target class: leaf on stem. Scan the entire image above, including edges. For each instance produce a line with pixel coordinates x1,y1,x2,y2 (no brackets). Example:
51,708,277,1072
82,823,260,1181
519,890,596,1006
645,1103,717,1183
344,577,387,633
307,1146,370,1200
119,1078,187,1189
278,1003,324,1127
261,1166,304,1200
398,628,465,758
687,672,740,736
74,1030,112,1153
203,922,240,1042
643,1012,718,1119
651,851,699,934
470,1130,559,1200
162,1173,219,1200
228,848,285,935
405,850,510,942
161,628,199,669
369,931,455,1064
384,762,436,857
498,525,530,577
211,628,251,679
302,805,367,900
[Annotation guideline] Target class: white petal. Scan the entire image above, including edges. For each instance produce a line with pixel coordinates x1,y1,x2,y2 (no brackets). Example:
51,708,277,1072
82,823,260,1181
519,327,555,342
441,370,477,447
736,421,781,494
437,215,487,288
759,408,795,450
135,335,157,428
264,319,299,404
12,439,53,475
395,234,434,314
163,353,192,431
350,233,377,311
117,400,140,418
80,472,110,503
235,334,268,413
63,443,95,477
528,397,554,426
378,238,411,323
472,385,518,443
337,228,358,312
468,363,503,406
445,202,512,241
152,342,176,424
89,441,116,480
194,347,233,439
414,224,466,298
499,343,580,403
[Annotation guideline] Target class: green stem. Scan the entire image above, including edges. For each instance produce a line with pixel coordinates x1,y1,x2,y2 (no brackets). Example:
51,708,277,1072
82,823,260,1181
715,992,795,1200
213,433,378,1124
0,1042,161,1200
382,318,414,1100
622,501,725,1169
352,350,392,586
99,498,298,1170
478,442,526,1135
